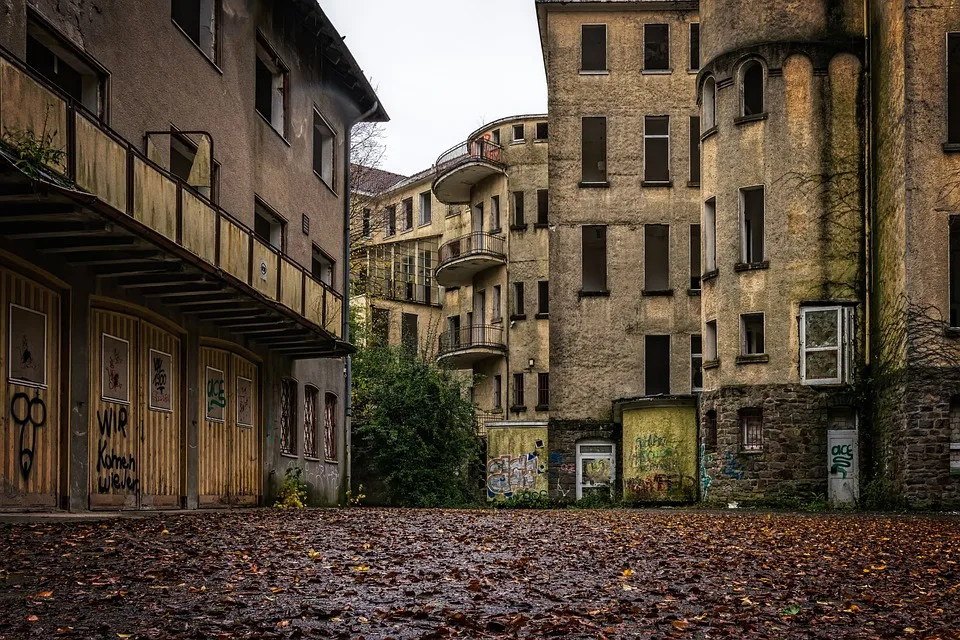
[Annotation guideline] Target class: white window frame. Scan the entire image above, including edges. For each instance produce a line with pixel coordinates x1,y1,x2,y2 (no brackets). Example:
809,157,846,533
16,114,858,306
739,312,765,356
512,124,525,143
800,305,854,385
576,439,616,499
643,115,671,183
739,185,765,264
691,334,703,392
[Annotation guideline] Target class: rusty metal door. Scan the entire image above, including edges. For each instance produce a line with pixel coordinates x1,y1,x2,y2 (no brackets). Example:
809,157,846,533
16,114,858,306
139,322,182,509
0,269,61,509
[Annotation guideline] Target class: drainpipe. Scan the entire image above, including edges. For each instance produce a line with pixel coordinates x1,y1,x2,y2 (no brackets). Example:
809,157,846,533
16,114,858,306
343,100,380,501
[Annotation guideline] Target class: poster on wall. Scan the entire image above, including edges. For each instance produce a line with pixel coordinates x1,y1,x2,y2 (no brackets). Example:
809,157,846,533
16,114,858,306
205,366,226,423
8,303,47,388
148,349,173,412
236,376,253,427
101,333,130,404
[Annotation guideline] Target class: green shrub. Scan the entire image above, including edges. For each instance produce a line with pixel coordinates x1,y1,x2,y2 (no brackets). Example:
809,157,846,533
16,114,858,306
274,466,307,509
490,491,553,509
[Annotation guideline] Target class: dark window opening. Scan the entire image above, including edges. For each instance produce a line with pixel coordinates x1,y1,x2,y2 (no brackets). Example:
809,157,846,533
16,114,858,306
536,122,549,140
705,320,718,361
323,393,338,461
256,36,287,135
704,409,717,449
362,208,372,238
644,224,670,291
704,197,717,271
279,378,297,456
303,385,319,459
951,216,960,326
742,61,764,116
581,24,607,71
582,225,607,292
491,195,501,230
582,117,607,183
492,129,501,145
419,191,432,225
493,375,502,409
644,116,670,182
689,224,701,290
691,334,703,392
537,373,550,409
645,335,671,396
172,0,219,61
644,23,670,71
254,200,284,251
385,205,396,236
740,408,763,451
538,280,549,315
512,281,525,316
26,16,107,116
512,373,525,408
741,313,765,355
312,245,334,286
689,116,701,183
313,110,335,185
402,197,414,231
741,186,765,263
513,124,524,141
689,23,700,70
537,189,549,224
513,191,525,226
703,77,717,130
169,133,218,201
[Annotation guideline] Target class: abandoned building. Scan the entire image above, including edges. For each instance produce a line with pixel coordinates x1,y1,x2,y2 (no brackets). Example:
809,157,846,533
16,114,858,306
0,0,386,511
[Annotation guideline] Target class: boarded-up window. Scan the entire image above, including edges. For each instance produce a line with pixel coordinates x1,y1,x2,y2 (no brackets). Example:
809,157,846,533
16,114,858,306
644,224,670,291
304,385,319,459
581,24,607,71
690,224,701,290
582,117,607,183
689,116,701,184
740,408,762,451
645,335,671,395
537,373,550,409
740,187,765,263
324,393,338,461
704,409,717,449
741,313,765,355
537,189,549,224
582,225,607,292
492,285,502,321
401,312,418,353
280,378,297,456
644,116,670,183
949,34,960,143
704,198,717,271
691,334,703,392
644,24,670,71
689,23,700,71
742,61,764,116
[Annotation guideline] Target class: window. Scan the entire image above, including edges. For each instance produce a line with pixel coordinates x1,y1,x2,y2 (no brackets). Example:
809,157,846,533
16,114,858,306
582,225,608,292
536,122,549,140
702,77,717,130
538,280,549,315
740,408,762,451
513,124,525,142
419,191,432,226
689,116,701,184
576,440,615,499
644,224,670,291
303,385,319,459
950,34,960,144
492,129,501,145
645,335,671,395
447,315,462,348
741,60,764,116
493,375,503,410
492,285,502,322
704,409,717,449
705,319,718,361
172,0,219,61
950,399,960,474
324,393,338,461
311,245,334,286
704,198,717,271
537,373,550,409
255,36,287,136
169,132,218,201
512,373,525,408
26,15,107,117
740,187,765,264
385,205,396,236
491,195,501,231
800,306,854,384
690,224,702,290
951,216,960,326
372,307,389,345
581,117,607,183
402,198,414,231
513,191,525,226
691,335,703,392
581,24,607,72
537,189,549,224
689,23,700,71
644,116,670,183
644,24,670,71
313,110,335,186
401,254,414,300
362,208,372,238
740,313,765,355
254,200,284,251
280,378,297,456
401,313,418,353
512,281,525,317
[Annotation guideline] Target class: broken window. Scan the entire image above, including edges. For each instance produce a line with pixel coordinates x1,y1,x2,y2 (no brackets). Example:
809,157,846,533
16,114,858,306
513,124,525,142
311,245,334,286
581,24,607,72
582,225,608,292
645,335,671,396
372,307,389,344
172,0,219,61
385,205,396,236
689,23,700,71
512,281,525,317
537,373,550,409
402,198,414,231
419,191,432,226
255,36,287,136
362,208,372,238
691,334,703,392
740,313,765,355
800,306,853,384
169,132,218,201
26,14,107,117
538,280,549,315
740,408,763,451
512,373,525,408
254,199,284,251
280,378,297,456
313,110,335,186
492,285,502,322
689,116,701,184
704,409,717,449
951,216,960,326
401,313,418,353
690,224,701,290
303,385,319,459
536,122,549,140
644,224,670,291
324,393,338,461
951,399,960,474
644,23,670,71
702,76,717,130
704,197,717,271
740,186,765,263
537,189,549,224
705,319,718,361
491,195,501,230
581,117,607,183
644,116,670,183
741,60,764,116
513,191,525,226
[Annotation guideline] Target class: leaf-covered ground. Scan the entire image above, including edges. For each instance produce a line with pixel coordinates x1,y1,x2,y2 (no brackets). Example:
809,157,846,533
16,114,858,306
0,509,958,639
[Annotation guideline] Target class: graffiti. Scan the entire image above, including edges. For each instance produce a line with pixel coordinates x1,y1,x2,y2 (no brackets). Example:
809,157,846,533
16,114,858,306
101,334,130,403
627,473,696,498
831,444,854,479
487,452,545,499
549,452,564,465
559,463,577,475
700,443,712,499
631,434,680,473
583,458,611,485
720,450,745,480
205,367,226,421
9,304,47,386
11,391,46,480
555,477,571,498
148,349,172,411
96,406,139,494
236,377,253,427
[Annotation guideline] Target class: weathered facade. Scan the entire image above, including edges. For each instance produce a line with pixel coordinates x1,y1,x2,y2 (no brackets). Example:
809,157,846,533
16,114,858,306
0,0,385,510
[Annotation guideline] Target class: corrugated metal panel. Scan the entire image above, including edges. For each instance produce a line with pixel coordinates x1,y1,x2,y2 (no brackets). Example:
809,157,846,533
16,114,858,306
232,355,260,504
199,346,231,507
0,269,61,508
140,322,182,508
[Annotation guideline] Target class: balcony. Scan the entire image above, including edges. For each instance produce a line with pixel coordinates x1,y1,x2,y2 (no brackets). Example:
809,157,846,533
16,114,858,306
0,48,347,358
435,232,506,287
432,138,506,205
437,324,506,368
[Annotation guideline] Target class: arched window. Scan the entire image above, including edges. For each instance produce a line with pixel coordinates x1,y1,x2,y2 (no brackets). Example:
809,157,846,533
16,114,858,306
702,76,716,130
741,61,764,116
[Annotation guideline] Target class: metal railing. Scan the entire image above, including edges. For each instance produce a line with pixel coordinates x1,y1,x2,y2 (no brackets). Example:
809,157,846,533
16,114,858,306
438,231,506,265
474,410,499,437
435,137,504,170
438,324,505,357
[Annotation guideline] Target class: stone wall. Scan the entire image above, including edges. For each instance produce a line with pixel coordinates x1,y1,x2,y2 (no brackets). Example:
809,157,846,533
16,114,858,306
547,420,620,501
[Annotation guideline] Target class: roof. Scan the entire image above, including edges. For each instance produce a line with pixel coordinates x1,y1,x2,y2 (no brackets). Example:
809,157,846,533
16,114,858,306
352,165,407,195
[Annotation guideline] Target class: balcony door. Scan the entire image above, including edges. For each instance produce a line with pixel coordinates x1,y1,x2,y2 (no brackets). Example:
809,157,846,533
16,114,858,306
474,290,485,344
473,203,484,251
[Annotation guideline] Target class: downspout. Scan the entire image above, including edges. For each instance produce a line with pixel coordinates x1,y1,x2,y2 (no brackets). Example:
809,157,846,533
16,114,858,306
343,100,380,502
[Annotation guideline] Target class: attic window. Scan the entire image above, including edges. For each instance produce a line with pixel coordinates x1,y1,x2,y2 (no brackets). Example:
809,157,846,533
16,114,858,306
172,0,219,62
256,35,287,136
26,14,107,117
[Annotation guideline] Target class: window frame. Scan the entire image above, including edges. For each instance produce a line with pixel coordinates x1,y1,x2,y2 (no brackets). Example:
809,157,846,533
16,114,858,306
704,197,717,272
537,280,549,316
279,377,298,457
643,115,671,184
576,439,616,499
323,392,339,462
418,191,432,226
580,24,608,73
581,116,608,184
643,223,671,292
581,224,608,293
689,22,700,72
644,334,671,396
303,384,320,460
739,186,766,264
537,372,550,410
171,0,222,66
740,59,766,118
312,108,337,190
800,305,853,385
739,312,766,356
947,33,960,145
740,408,763,452
512,372,525,409
254,197,286,252
643,23,671,72
702,76,717,131
512,124,525,143
689,116,701,184
492,284,502,322
689,223,702,290
535,122,549,141
537,189,549,225
705,319,718,362
255,32,289,139
691,334,703,392
401,197,414,232
511,281,526,318
311,244,335,287
491,195,501,231
513,191,525,227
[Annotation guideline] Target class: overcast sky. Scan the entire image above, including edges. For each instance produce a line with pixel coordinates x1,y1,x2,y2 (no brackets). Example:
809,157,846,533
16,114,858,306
323,0,548,177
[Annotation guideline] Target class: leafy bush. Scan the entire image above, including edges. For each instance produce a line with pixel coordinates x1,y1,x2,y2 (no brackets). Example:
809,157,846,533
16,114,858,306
274,466,307,509
343,484,366,507
569,490,616,509
490,491,553,509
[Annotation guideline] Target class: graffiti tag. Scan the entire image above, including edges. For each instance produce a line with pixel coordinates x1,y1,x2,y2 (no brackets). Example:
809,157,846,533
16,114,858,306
700,442,712,499
720,450,745,480
96,406,139,494
487,453,545,499
207,378,226,411
831,444,854,479
11,392,46,481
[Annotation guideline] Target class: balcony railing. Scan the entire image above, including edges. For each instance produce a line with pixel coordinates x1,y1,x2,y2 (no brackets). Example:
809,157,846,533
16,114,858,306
438,232,506,265
0,47,344,342
435,137,504,169
438,324,505,357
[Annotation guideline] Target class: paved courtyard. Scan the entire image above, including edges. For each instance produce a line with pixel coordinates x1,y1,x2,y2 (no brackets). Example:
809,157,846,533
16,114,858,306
0,508,958,639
